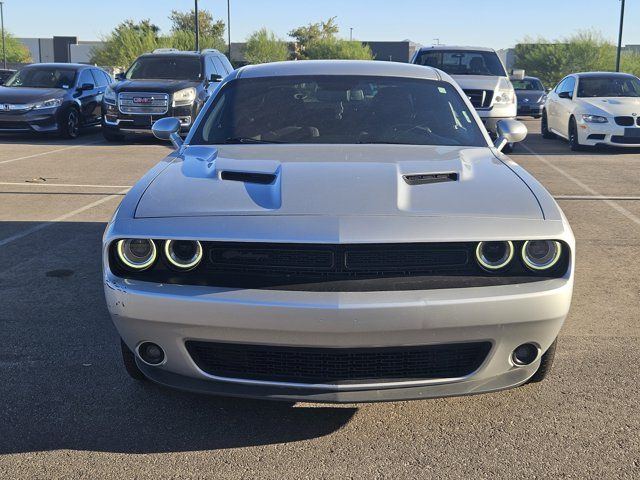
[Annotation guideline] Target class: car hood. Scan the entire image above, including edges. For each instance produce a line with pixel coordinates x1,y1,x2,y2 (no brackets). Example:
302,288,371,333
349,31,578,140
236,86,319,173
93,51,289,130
446,75,503,91
578,97,640,116
112,79,200,93
516,91,545,103
0,86,65,103
134,145,543,220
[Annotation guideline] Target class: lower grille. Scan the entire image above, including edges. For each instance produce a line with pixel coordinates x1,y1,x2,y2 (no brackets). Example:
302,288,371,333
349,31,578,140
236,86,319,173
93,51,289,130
0,120,30,130
611,135,640,145
463,89,493,109
185,341,492,385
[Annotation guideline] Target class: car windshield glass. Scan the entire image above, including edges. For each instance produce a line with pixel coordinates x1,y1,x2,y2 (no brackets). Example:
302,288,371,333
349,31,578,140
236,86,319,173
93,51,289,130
126,56,202,81
414,50,506,77
512,79,544,91
4,67,77,89
577,76,640,97
191,75,487,147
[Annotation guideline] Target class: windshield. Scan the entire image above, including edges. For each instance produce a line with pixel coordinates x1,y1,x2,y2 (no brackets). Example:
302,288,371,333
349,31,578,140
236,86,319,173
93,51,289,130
414,50,507,77
577,76,640,98
4,67,77,89
126,56,202,81
191,75,487,147
512,79,544,91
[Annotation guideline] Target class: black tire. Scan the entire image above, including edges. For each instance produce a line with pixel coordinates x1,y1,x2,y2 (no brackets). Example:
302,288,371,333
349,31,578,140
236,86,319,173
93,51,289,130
541,111,555,139
527,339,557,384
103,129,125,142
121,339,147,381
532,115,541,119
568,117,585,151
59,107,81,139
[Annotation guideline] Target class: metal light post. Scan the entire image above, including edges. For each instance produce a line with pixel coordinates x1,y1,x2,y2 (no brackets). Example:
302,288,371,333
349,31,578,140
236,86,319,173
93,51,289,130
350,27,353,41
1,2,6,70
615,0,625,72
227,0,231,60
194,0,199,51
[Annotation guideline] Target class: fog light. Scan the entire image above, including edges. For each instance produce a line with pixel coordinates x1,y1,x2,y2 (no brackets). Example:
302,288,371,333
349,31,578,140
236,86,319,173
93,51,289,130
475,241,514,271
137,342,165,365
164,240,203,270
512,343,539,366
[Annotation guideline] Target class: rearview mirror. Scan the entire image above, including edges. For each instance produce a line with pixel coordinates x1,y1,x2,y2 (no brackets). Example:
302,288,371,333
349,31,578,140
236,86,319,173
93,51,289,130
152,117,183,149
494,119,527,151
209,74,223,83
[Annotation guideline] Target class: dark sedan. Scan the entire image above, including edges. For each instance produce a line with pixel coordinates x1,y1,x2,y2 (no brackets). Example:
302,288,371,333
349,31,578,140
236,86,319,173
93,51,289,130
513,76,546,118
0,63,112,138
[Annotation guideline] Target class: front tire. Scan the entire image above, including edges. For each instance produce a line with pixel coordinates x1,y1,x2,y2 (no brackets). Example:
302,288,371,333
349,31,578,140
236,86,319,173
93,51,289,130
121,339,147,381
541,111,555,139
59,107,81,139
568,117,585,151
527,339,557,384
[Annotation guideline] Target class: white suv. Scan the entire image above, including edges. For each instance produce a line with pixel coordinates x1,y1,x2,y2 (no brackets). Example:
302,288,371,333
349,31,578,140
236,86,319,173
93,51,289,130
412,46,517,137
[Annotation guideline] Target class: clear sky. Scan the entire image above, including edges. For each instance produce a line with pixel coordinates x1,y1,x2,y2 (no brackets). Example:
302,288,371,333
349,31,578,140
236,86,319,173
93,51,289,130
3,0,639,50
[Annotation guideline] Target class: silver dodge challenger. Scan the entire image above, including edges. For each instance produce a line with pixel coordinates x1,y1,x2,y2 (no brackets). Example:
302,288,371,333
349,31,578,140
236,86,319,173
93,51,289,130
103,60,574,403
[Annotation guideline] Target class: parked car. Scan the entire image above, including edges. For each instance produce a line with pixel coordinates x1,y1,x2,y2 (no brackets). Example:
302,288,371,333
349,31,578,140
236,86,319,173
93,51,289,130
0,63,112,137
102,48,233,142
513,76,546,118
103,60,574,403
412,46,517,144
0,69,16,85
542,72,640,150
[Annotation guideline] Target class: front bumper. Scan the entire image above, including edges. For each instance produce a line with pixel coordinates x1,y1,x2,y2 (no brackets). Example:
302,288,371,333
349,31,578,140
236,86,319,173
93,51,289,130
517,103,543,117
0,108,60,133
577,120,640,147
105,271,573,403
477,103,517,134
102,102,195,134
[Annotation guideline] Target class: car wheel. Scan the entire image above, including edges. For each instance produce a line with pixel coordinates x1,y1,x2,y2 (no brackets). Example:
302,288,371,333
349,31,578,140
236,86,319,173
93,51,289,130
59,107,81,139
541,111,555,139
527,339,557,384
103,129,125,142
568,117,585,151
121,339,147,381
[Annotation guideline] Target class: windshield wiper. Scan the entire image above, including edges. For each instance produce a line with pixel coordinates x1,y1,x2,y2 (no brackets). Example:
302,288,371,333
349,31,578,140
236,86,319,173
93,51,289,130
224,137,284,144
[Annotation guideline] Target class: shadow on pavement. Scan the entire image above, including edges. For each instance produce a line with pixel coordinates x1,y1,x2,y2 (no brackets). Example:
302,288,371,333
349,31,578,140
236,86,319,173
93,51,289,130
0,221,356,455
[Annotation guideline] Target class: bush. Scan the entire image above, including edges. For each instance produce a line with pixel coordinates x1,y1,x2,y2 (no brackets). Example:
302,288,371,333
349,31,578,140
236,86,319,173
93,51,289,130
2,32,32,63
305,38,373,60
244,28,289,64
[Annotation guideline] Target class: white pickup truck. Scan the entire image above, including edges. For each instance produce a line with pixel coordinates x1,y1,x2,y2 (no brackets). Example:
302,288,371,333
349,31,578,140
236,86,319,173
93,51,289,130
412,46,517,140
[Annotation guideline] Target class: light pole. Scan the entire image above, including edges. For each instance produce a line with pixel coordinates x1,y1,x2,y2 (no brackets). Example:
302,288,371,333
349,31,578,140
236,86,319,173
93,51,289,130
350,27,353,41
615,0,625,72
227,0,231,60
194,0,199,51
1,2,6,70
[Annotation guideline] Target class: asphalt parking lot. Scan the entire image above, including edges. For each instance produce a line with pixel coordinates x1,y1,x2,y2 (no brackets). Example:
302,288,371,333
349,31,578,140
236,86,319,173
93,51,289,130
0,119,638,479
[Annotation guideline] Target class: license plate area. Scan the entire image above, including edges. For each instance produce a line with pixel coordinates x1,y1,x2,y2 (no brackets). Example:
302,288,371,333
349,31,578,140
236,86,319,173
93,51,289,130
624,128,640,138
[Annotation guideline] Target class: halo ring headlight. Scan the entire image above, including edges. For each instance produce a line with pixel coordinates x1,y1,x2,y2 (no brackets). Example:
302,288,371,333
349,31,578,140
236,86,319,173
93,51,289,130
116,238,157,270
522,240,562,270
164,240,203,270
475,241,514,271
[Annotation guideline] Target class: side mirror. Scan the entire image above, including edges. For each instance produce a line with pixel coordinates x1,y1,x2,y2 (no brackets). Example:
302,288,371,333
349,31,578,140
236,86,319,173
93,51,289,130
494,119,527,152
115,72,125,81
79,83,94,91
152,117,183,149
558,91,572,99
209,74,223,83
546,87,552,93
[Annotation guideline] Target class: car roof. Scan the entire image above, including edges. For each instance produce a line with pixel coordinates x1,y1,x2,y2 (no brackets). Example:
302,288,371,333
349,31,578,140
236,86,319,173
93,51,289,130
236,60,442,80
521,76,541,81
21,63,92,70
573,71,638,78
417,45,496,53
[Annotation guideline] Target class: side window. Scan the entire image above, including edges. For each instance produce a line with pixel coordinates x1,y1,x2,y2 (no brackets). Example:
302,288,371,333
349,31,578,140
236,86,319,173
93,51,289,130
554,78,567,93
212,57,227,76
204,57,215,78
77,70,94,88
102,71,114,85
563,77,576,97
91,69,107,87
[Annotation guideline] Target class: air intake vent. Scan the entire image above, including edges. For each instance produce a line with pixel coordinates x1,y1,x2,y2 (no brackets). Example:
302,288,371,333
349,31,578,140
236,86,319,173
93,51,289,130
403,172,458,185
220,171,276,184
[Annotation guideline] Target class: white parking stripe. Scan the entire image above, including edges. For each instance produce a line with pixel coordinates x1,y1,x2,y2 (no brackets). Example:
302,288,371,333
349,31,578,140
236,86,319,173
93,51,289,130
0,141,103,166
521,144,640,227
0,182,132,188
0,188,129,248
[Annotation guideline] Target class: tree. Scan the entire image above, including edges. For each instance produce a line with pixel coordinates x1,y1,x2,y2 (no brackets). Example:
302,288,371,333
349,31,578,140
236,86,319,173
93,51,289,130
2,32,32,63
90,19,161,67
305,38,373,60
288,17,339,59
169,9,225,42
244,28,289,64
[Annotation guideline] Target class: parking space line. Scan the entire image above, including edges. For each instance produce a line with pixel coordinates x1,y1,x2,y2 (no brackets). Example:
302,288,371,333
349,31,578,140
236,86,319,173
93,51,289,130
0,188,129,248
0,141,103,166
521,144,640,227
0,182,132,188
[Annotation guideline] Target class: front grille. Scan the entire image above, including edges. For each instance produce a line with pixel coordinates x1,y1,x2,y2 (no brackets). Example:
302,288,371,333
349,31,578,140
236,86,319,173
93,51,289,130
463,89,493,109
611,135,640,145
118,92,169,115
185,341,492,385
615,116,634,126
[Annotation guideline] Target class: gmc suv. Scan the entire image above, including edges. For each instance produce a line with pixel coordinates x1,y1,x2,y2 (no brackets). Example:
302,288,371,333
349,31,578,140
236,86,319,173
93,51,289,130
102,48,233,141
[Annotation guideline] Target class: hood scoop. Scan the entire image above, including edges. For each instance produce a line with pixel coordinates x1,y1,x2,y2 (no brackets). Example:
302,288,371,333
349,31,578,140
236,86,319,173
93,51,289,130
403,172,458,185
220,171,277,185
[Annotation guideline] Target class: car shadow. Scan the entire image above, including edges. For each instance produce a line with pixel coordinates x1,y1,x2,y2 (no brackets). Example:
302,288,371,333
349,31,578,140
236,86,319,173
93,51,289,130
0,221,356,455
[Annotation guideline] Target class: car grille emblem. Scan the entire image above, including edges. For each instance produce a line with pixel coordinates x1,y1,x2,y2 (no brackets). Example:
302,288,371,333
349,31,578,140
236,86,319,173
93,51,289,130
0,104,10,111
133,97,154,104
632,113,638,117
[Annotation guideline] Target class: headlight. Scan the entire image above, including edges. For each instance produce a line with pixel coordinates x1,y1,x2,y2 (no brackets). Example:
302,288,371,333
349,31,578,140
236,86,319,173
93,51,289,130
164,240,203,270
172,87,196,107
522,240,562,270
104,85,116,104
116,238,157,270
475,241,514,271
493,78,516,105
538,94,547,104
582,114,608,124
30,98,63,110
